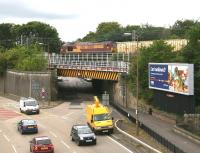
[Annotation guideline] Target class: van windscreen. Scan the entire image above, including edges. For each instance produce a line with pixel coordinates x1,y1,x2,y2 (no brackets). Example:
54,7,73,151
93,113,111,121
25,101,37,106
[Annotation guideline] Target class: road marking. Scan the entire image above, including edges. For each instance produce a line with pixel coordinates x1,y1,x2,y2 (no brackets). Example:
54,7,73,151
0,129,2,133
107,136,135,153
3,134,10,142
62,112,74,119
61,140,70,149
12,144,17,153
49,131,57,138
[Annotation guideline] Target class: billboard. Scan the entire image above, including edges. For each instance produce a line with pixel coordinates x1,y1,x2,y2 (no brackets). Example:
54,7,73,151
149,63,194,95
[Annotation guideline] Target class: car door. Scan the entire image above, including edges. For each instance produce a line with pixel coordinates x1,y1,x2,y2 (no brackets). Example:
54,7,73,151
73,128,78,141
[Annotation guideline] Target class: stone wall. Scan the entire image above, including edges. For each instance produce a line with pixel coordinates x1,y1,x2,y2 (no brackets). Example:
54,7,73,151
0,70,57,100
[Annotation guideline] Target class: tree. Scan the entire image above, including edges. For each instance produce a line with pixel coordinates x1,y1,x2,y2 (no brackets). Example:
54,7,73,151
171,19,198,38
129,40,174,102
6,44,47,71
13,21,61,53
0,23,15,48
181,23,200,105
81,31,97,42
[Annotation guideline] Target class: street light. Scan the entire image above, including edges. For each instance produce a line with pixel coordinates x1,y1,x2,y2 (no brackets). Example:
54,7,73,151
124,30,140,136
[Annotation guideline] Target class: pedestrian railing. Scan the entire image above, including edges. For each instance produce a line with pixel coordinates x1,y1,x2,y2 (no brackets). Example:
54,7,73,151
111,102,186,153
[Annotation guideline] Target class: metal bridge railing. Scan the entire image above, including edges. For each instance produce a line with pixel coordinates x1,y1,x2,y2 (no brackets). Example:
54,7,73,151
47,53,130,73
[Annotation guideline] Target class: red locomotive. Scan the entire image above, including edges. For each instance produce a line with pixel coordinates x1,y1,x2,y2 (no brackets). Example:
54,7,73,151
60,41,117,54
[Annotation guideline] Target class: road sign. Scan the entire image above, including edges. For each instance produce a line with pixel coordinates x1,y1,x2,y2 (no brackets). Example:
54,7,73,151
102,91,109,106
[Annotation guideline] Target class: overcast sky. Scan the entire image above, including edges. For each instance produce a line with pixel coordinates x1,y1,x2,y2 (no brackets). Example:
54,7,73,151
0,0,199,41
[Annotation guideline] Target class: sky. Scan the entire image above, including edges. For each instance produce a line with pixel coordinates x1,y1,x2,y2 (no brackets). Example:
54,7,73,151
0,0,199,42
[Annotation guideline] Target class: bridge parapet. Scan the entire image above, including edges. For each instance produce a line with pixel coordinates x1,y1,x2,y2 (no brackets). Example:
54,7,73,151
47,53,130,73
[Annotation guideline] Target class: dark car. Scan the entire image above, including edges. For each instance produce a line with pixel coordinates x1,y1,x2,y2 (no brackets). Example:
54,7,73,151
70,125,96,146
30,136,54,153
18,119,38,134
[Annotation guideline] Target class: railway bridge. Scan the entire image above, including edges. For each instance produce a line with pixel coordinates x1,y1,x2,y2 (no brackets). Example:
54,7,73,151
48,52,130,81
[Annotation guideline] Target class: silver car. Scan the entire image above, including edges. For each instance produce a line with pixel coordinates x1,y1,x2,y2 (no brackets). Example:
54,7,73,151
70,125,96,146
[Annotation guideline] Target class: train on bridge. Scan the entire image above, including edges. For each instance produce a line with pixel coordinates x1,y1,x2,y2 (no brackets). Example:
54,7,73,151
60,39,187,54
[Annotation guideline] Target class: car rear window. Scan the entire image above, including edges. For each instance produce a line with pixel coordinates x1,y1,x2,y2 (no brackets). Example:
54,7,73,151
37,139,51,145
23,120,36,125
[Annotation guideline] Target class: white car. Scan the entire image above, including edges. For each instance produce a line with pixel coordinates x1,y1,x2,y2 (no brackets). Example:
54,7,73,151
19,97,40,114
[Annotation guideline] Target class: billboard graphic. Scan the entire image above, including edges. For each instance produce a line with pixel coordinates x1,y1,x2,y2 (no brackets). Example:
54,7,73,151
149,63,194,95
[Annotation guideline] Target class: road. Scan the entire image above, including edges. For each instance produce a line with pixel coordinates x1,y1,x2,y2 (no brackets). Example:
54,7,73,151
0,96,135,153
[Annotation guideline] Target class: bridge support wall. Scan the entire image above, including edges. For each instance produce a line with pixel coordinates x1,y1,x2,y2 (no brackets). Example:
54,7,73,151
0,70,57,101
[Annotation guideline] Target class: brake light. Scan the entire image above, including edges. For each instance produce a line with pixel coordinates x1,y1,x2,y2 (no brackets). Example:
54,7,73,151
34,146,38,151
49,144,54,148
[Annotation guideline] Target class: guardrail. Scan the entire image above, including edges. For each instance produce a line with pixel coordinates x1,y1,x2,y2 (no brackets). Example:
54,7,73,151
111,102,186,153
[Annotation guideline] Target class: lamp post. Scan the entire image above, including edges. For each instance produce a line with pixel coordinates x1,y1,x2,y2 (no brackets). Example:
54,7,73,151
124,30,140,136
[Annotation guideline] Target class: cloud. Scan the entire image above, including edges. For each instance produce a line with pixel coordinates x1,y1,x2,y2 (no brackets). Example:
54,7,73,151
0,1,78,20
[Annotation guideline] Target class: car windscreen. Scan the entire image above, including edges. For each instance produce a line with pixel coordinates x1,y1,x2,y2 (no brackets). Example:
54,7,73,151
94,113,111,121
22,120,36,125
37,139,51,145
78,127,92,134
25,101,37,106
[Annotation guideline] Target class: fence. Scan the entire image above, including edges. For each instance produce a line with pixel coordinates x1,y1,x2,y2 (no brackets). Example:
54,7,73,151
111,102,186,153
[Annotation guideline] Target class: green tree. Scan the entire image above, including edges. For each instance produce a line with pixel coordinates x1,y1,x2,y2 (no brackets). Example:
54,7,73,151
0,23,16,48
14,21,61,53
129,40,174,102
81,31,97,42
6,44,47,71
171,19,198,38
181,23,200,105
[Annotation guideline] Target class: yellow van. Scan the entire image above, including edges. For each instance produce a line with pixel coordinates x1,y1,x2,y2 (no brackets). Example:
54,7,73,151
86,96,114,134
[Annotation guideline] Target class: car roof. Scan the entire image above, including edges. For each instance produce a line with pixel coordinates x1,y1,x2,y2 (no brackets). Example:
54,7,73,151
21,119,36,124
73,125,90,129
35,136,50,141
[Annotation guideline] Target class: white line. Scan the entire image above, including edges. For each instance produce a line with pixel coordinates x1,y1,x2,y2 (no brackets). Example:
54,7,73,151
12,144,17,153
0,129,2,133
65,112,74,116
107,136,135,153
49,131,57,138
61,140,70,149
3,134,10,142
115,120,162,153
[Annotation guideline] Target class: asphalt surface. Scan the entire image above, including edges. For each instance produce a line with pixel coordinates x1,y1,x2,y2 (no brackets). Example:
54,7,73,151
118,106,200,153
0,96,138,153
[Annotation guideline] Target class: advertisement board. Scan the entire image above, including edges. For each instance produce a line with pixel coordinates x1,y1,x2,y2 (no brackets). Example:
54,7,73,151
149,63,194,95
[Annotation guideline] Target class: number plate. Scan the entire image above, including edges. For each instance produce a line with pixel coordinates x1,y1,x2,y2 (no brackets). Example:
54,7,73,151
41,147,48,150
102,130,108,132
86,140,92,142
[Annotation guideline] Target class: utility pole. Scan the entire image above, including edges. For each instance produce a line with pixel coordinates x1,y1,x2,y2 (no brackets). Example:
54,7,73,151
135,30,139,136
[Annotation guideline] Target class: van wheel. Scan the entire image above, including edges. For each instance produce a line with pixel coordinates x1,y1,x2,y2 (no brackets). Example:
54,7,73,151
71,137,74,141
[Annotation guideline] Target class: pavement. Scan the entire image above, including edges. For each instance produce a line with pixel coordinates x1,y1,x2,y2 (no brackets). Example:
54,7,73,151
113,103,200,153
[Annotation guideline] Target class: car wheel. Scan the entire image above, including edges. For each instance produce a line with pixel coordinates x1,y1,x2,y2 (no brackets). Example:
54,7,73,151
77,140,81,146
37,110,40,114
93,140,96,145
21,129,24,134
30,146,32,152
20,108,22,113
71,137,74,141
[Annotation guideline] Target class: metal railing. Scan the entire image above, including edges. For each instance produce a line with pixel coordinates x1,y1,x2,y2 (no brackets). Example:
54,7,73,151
111,102,186,153
46,53,130,73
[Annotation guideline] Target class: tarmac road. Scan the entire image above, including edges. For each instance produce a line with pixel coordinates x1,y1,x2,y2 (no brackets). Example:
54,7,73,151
0,96,137,153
